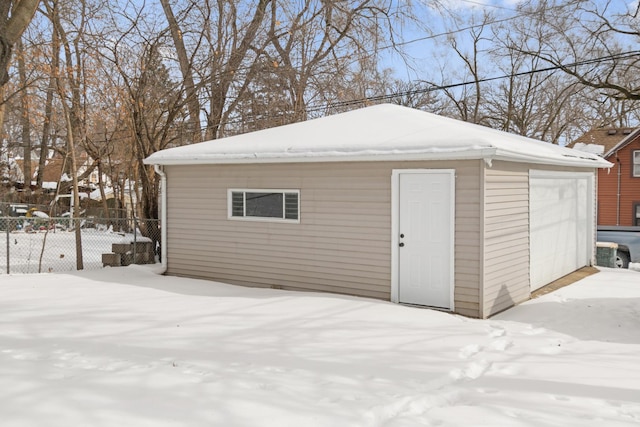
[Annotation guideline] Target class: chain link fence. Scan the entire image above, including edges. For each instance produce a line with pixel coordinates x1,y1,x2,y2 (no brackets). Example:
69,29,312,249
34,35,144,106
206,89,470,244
1,216,161,274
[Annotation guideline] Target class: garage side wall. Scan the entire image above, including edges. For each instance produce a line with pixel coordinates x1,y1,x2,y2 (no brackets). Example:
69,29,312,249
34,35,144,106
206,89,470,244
165,160,482,316
482,161,597,318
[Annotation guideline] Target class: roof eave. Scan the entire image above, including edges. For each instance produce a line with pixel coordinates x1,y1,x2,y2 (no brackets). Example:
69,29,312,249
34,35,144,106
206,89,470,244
144,148,500,166
604,128,640,158
144,147,610,169
492,148,612,169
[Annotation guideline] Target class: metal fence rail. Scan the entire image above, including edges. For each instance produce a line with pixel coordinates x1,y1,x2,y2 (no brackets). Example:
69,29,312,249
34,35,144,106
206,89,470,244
1,217,161,274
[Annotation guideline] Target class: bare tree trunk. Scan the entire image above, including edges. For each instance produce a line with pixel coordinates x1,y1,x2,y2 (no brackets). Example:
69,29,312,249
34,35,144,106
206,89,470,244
49,0,84,269
17,39,31,193
204,0,271,139
0,86,5,140
96,161,110,222
61,106,83,269
159,0,201,142
37,29,58,187
0,0,40,87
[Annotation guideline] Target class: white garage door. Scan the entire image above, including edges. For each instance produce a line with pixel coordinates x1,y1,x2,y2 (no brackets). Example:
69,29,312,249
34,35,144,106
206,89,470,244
529,171,593,291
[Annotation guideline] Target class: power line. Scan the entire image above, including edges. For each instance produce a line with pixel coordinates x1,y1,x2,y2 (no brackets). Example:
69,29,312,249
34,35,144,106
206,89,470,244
456,0,519,11
11,50,639,151
170,49,640,136
91,49,640,143
322,50,640,111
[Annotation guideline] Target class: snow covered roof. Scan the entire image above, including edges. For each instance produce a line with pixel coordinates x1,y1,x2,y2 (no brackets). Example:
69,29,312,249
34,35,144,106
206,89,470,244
571,142,605,156
145,104,611,168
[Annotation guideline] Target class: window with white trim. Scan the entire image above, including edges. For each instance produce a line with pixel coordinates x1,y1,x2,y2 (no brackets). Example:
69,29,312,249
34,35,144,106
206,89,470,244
634,151,640,177
228,189,299,222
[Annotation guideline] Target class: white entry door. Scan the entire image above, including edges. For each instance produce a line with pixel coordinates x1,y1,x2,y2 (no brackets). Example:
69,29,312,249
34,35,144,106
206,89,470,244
529,171,593,291
397,170,454,309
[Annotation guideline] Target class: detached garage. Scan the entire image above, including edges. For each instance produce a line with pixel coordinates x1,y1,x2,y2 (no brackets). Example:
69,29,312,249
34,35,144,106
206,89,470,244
145,104,610,318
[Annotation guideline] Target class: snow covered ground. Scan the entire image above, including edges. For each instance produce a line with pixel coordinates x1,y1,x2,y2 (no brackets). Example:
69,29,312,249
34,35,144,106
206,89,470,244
0,228,152,274
1,266,639,426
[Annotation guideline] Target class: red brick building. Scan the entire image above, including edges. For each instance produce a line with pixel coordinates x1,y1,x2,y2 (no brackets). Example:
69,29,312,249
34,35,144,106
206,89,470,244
571,128,640,226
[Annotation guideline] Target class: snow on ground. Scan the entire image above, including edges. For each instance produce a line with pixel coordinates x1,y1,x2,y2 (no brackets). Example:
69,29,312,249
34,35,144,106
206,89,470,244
1,228,152,274
1,266,639,426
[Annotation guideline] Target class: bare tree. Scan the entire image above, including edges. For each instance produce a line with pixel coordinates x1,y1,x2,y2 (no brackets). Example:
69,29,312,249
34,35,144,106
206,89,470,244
0,0,40,132
266,1,399,123
483,16,588,144
0,0,40,87
96,4,191,242
159,0,202,142
36,23,59,188
46,0,89,269
424,11,494,125
201,0,272,139
16,39,32,189
514,0,640,102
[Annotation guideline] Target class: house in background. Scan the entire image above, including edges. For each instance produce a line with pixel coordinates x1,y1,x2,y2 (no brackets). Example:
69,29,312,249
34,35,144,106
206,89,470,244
10,153,112,195
6,154,125,217
0,156,24,185
571,127,640,226
146,104,610,318
12,156,72,193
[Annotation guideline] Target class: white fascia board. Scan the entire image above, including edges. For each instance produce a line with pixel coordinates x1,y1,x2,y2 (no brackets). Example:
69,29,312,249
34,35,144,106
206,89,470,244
144,147,611,169
144,148,499,165
492,149,613,169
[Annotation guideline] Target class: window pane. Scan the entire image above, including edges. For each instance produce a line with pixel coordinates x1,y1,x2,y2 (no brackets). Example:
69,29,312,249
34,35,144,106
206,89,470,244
231,192,244,217
635,164,640,177
284,193,299,220
246,192,283,218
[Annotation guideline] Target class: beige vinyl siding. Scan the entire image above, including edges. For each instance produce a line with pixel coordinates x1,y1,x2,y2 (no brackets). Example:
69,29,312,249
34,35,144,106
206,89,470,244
481,162,595,317
166,162,391,299
165,160,482,315
482,161,530,318
450,161,482,318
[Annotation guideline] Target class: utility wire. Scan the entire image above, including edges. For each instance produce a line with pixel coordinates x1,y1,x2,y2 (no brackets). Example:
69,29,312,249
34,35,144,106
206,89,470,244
178,48,640,136
98,50,640,142
15,49,640,150
311,50,640,112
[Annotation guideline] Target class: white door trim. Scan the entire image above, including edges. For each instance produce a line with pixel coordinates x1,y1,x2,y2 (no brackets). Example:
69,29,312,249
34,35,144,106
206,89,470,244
391,169,455,310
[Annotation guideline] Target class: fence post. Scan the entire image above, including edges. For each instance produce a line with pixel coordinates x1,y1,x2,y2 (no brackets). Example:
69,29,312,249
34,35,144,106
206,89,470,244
5,219,9,274
132,215,137,263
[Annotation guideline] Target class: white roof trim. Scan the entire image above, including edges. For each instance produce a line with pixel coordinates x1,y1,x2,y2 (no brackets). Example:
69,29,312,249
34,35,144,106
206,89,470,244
147,149,604,168
145,147,499,165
